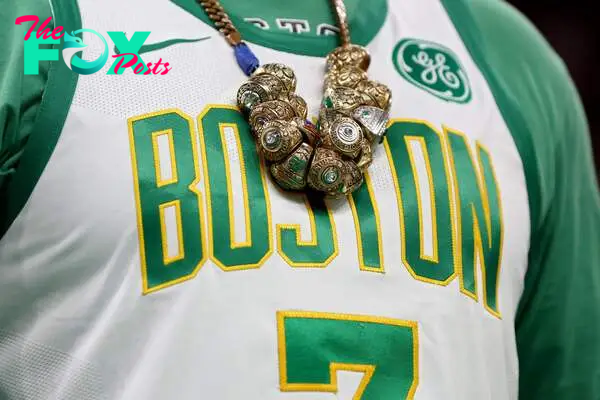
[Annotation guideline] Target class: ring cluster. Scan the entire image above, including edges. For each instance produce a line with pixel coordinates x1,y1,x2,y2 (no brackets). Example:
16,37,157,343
237,45,391,197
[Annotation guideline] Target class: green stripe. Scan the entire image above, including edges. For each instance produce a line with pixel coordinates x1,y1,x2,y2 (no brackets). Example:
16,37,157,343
0,0,81,238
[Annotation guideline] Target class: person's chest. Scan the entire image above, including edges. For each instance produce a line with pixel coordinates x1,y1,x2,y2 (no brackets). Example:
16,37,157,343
0,0,530,398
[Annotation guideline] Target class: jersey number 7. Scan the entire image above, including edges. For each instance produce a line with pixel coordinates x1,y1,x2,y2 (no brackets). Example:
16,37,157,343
277,311,419,399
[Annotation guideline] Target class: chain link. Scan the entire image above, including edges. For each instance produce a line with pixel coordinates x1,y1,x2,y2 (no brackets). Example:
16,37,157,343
330,0,351,46
196,0,241,45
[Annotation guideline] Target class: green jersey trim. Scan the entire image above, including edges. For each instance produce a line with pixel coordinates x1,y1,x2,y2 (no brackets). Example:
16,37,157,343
0,0,53,229
0,0,81,238
170,0,388,57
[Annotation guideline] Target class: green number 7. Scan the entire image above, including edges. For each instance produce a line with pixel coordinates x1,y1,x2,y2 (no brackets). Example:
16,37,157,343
277,311,419,399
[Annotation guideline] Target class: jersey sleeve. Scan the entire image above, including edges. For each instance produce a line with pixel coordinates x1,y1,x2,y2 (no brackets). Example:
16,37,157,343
444,0,600,398
0,0,52,193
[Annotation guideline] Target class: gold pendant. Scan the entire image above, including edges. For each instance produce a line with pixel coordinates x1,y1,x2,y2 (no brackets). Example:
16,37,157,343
236,46,391,197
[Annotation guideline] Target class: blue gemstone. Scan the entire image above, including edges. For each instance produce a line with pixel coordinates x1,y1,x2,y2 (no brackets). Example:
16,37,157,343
234,43,260,76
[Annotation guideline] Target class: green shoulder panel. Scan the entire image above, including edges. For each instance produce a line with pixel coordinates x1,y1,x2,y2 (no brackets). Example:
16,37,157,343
443,0,600,398
0,0,53,191
0,0,81,238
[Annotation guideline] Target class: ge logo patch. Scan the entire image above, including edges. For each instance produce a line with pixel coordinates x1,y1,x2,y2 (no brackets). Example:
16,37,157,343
393,38,472,104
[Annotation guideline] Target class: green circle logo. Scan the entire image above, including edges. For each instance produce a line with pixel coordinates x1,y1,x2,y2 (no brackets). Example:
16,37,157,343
392,38,472,103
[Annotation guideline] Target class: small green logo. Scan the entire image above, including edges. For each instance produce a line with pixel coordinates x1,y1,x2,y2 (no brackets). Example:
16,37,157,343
392,38,472,103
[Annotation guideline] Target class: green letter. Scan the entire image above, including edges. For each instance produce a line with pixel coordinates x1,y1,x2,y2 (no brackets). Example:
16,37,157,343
128,110,206,293
277,194,337,268
198,105,272,270
446,128,503,317
107,31,150,74
24,36,59,75
385,120,456,285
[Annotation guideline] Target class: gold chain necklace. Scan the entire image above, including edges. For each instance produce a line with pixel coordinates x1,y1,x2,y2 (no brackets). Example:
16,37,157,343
198,0,391,197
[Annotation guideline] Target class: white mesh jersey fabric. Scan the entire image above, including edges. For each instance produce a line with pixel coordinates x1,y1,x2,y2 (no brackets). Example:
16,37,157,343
0,330,105,400
0,0,531,399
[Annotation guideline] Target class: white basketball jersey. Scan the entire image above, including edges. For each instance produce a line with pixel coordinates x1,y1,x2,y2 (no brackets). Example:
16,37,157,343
0,0,532,399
